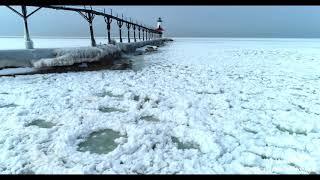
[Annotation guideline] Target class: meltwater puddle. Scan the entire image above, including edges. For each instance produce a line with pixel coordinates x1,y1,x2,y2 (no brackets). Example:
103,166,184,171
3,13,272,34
171,137,199,150
98,106,126,113
77,129,125,154
27,119,56,128
140,115,160,122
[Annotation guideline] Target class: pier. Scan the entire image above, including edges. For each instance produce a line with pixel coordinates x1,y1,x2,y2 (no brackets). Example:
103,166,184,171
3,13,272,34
3,5,164,49
0,5,171,69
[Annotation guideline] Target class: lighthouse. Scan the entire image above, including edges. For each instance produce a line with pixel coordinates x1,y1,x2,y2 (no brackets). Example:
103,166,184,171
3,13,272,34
155,17,164,38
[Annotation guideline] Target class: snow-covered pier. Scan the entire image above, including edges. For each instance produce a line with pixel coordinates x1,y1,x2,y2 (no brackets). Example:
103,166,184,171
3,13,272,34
0,38,172,69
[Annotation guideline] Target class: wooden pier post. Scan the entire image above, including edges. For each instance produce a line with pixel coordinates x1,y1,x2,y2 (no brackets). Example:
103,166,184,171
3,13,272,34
146,28,148,41
126,20,131,43
138,25,141,40
142,28,145,41
117,15,124,43
103,9,112,44
88,14,96,47
133,24,136,42
6,6,42,49
77,6,96,47
21,6,33,49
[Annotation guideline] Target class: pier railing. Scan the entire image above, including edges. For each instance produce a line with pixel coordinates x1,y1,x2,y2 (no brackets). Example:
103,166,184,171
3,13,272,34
4,5,163,49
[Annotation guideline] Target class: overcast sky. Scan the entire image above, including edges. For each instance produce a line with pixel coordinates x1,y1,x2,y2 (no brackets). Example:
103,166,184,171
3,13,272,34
1,6,320,38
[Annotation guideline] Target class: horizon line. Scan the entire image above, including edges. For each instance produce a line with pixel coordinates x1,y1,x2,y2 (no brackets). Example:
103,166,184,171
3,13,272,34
2,35,320,39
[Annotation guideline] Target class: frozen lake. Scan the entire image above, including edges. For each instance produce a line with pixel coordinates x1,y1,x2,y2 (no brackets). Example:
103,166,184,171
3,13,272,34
0,38,320,174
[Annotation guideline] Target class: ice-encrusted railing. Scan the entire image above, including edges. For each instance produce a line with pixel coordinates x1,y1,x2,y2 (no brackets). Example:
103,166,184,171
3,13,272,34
4,5,164,49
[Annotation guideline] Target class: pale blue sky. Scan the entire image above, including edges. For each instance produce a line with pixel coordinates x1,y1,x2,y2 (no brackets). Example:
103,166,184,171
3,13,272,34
0,6,320,38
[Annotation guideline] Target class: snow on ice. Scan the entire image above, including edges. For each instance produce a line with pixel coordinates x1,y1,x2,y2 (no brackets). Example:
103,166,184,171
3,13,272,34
0,38,320,174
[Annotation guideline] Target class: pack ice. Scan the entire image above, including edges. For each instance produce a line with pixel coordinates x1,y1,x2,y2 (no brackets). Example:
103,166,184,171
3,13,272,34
0,38,320,174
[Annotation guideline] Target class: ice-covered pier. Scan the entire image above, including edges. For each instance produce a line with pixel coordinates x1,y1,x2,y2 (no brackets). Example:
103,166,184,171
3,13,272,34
4,5,164,49
0,38,172,69
0,5,172,69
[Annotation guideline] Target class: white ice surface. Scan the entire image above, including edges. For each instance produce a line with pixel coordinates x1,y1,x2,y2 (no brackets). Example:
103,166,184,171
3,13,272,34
0,67,38,76
0,38,320,174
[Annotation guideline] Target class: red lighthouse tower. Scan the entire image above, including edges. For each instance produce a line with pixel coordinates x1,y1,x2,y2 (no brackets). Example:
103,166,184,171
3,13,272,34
155,17,164,38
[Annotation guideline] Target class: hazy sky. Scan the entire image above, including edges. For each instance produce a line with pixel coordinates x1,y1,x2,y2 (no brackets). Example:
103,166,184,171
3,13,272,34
1,6,320,38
